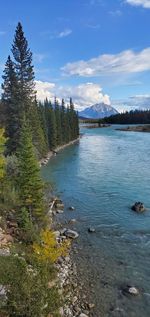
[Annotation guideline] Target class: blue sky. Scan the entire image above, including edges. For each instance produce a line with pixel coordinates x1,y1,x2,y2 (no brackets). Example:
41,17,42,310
0,0,150,111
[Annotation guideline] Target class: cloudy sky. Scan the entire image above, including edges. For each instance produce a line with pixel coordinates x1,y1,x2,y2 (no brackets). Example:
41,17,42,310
0,0,150,111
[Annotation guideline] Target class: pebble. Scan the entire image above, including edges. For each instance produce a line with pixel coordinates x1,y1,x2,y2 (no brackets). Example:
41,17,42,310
122,285,139,296
69,206,75,211
128,286,139,295
88,303,95,309
88,227,95,233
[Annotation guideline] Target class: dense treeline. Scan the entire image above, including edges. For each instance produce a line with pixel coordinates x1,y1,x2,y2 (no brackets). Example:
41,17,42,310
0,22,78,317
0,22,79,158
39,97,79,152
99,109,150,125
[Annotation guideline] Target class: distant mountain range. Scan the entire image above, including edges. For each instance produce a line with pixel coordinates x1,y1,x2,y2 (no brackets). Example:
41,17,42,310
79,103,118,119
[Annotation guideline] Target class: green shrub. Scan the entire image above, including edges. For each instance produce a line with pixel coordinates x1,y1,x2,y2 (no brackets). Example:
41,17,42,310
0,255,61,317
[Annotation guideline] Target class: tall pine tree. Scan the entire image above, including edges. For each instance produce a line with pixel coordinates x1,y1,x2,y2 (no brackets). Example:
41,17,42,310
10,22,47,157
12,22,35,112
54,97,62,146
1,56,22,153
17,120,46,224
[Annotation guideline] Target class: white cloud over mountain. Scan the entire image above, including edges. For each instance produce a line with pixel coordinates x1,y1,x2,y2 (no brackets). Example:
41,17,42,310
61,48,150,77
35,81,110,110
126,0,150,8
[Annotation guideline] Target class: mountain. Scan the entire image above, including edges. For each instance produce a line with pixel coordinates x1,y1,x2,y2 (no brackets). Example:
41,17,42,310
79,103,118,119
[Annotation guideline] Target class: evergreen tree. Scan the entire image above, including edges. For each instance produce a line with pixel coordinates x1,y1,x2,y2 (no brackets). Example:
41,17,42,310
54,97,62,146
28,101,48,158
1,56,22,153
11,22,47,156
12,22,35,112
38,101,49,149
66,105,71,142
69,98,79,140
17,120,46,224
61,99,67,144
48,101,57,149
0,128,7,204
0,128,6,181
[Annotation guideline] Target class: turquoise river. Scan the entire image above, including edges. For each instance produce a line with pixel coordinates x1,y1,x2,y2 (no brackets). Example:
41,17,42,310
41,125,150,317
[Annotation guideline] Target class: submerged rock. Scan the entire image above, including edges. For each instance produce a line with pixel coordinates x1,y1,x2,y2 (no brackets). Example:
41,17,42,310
69,218,77,224
56,209,64,214
88,227,95,233
122,285,139,296
131,202,145,213
64,229,79,239
69,206,75,211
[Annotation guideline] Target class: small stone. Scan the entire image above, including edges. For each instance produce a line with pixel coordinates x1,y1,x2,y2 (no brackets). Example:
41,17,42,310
56,209,64,214
128,287,139,295
53,231,60,238
69,206,75,211
88,227,95,233
56,203,64,210
88,303,95,309
122,285,139,296
60,228,67,235
0,285,6,296
79,314,89,317
72,296,78,304
131,202,145,213
69,218,77,224
64,229,79,239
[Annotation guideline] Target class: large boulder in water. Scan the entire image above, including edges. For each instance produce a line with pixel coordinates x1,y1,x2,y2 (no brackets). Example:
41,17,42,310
131,202,145,213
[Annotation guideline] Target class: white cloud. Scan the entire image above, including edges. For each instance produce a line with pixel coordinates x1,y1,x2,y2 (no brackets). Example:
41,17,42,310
35,80,110,110
61,48,150,77
57,29,72,38
40,28,72,40
35,80,56,101
112,94,150,112
125,0,150,8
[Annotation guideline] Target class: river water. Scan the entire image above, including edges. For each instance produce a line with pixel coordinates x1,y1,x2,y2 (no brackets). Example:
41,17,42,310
41,125,150,317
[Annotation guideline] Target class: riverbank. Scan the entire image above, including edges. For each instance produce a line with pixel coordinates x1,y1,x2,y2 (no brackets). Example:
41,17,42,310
41,137,92,316
116,125,150,133
48,198,92,317
82,123,110,129
40,138,80,167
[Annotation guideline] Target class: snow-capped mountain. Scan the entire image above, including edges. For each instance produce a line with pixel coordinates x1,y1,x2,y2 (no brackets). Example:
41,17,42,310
79,103,118,119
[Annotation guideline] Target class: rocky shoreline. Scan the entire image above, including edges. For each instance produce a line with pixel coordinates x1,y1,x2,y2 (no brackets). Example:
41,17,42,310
40,138,93,317
40,138,80,167
116,125,150,133
48,198,93,317
82,123,110,129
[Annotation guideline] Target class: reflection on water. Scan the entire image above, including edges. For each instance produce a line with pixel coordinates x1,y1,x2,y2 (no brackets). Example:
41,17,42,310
42,126,150,317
